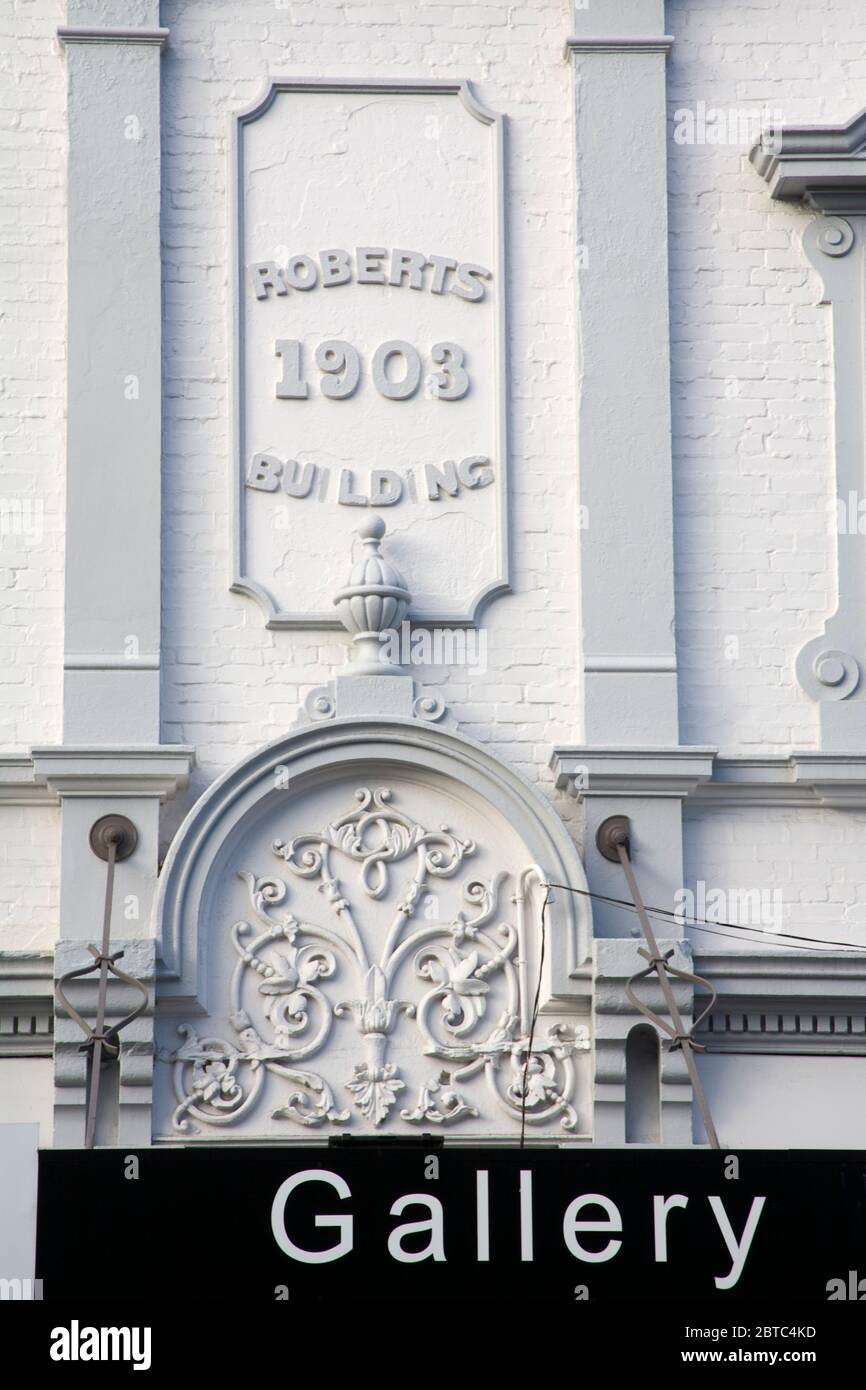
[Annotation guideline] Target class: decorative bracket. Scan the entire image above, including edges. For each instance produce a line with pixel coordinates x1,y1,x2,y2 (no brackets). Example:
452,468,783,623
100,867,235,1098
753,109,866,748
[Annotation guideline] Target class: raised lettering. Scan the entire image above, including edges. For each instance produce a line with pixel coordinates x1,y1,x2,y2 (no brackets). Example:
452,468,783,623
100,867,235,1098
356,246,387,284
319,248,352,285
247,452,283,491
388,248,428,290
250,261,288,298
450,261,492,302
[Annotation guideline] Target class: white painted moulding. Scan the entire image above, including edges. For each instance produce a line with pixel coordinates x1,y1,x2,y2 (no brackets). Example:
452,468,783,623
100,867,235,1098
584,655,677,672
230,77,510,629
64,654,160,671
694,950,866,994
551,747,716,799
551,748,866,808
30,746,194,801
693,951,866,1055
57,26,169,45
0,759,56,806
153,715,592,1009
0,953,54,1058
751,105,866,208
564,36,675,56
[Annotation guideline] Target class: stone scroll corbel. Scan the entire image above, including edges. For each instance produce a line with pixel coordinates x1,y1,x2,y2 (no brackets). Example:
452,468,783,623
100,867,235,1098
795,215,863,715
752,109,866,748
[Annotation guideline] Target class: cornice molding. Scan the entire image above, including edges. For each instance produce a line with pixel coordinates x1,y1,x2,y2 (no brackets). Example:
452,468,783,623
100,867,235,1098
30,746,195,800
57,25,169,46
584,654,677,673
0,758,57,806
0,951,54,1057
751,105,866,212
552,747,866,807
564,35,675,57
694,949,866,1054
695,948,866,990
694,753,866,808
551,746,716,799
0,951,54,992
64,654,160,671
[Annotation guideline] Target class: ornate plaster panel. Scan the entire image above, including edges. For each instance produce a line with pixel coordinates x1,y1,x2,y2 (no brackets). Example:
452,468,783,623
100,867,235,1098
152,721,592,1141
230,79,509,628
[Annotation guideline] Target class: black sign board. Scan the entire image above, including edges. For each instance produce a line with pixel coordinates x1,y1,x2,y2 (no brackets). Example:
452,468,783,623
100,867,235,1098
36,1146,866,1306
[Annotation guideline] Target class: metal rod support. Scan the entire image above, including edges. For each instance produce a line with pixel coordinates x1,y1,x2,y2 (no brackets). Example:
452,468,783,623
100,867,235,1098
54,814,145,1149
84,835,118,1149
596,814,721,1149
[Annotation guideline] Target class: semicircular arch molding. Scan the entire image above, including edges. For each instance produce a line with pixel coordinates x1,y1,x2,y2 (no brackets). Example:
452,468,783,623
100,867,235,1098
152,717,592,1141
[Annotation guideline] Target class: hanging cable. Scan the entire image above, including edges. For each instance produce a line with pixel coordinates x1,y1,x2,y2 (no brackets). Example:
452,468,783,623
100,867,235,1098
543,881,866,955
519,882,550,1148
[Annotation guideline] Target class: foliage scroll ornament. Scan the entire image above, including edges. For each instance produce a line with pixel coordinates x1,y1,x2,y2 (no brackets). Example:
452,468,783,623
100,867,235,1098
167,787,587,1134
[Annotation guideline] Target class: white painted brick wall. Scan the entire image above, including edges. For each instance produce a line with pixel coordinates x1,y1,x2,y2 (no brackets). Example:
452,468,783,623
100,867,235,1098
0,805,60,949
686,806,866,949
6,0,866,950
667,0,866,752
158,0,582,842
0,0,65,753
0,2,65,950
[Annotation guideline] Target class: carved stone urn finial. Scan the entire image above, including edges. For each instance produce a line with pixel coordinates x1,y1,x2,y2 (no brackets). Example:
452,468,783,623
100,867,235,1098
333,514,411,675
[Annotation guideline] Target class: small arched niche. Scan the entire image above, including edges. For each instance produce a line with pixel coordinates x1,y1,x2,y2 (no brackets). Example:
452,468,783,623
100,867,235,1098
625,1024,661,1144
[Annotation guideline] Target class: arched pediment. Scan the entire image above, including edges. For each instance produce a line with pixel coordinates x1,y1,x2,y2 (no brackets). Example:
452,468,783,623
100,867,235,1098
152,716,592,1141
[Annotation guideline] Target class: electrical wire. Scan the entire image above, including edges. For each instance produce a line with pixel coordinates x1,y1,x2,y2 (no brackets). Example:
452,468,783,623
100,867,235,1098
520,882,550,1149
543,880,866,955
514,878,862,1134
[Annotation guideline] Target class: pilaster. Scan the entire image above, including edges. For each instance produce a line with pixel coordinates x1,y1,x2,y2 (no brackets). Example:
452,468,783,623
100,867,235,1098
60,0,165,743
50,4,187,1145
566,2,678,744
561,9,709,1145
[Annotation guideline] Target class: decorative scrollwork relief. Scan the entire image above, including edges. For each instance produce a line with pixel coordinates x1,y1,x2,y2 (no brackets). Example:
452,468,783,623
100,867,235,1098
302,685,336,721
816,216,854,257
412,691,448,722
165,787,588,1134
401,1072,479,1126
